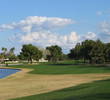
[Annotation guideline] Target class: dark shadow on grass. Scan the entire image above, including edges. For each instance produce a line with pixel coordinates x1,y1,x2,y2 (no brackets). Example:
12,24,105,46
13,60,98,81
94,79,110,82
48,63,86,66
11,79,110,100
47,63,110,70
58,85,90,93
57,93,110,100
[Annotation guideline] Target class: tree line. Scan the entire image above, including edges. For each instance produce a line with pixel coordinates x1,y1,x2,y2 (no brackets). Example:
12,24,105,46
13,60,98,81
0,44,63,64
19,44,64,63
0,39,110,64
68,39,110,64
0,47,17,62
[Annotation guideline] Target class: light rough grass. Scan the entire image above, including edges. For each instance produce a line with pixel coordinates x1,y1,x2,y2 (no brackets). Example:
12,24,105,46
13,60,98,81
0,68,110,100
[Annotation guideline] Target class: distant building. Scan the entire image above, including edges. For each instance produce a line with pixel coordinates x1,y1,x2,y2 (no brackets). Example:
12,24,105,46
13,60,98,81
0,58,9,62
39,58,48,62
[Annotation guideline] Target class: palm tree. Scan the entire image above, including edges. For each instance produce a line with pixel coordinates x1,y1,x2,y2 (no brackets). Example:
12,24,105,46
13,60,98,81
1,47,7,58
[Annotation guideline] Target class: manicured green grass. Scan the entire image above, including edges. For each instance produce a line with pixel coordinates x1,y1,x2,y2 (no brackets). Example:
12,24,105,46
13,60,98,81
9,61,110,100
11,79,110,100
30,64,110,74
8,61,110,74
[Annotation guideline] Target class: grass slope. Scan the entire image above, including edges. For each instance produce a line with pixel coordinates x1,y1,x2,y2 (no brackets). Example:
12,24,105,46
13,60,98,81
9,61,110,74
11,79,110,100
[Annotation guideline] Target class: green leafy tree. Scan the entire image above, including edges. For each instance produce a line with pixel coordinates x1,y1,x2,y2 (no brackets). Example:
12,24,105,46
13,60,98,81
0,47,17,65
68,43,82,60
34,50,42,61
81,40,95,63
8,47,17,61
68,39,105,64
9,47,15,53
90,40,105,64
104,43,110,62
46,45,63,63
19,44,42,63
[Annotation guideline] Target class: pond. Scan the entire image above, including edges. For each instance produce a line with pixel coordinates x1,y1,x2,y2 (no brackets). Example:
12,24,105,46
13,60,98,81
0,68,21,79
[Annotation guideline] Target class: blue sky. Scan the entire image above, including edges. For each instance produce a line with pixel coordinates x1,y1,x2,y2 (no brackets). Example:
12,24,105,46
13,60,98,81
0,0,110,53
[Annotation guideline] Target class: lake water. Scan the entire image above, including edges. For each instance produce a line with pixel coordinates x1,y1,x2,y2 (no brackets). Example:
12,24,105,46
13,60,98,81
0,68,21,79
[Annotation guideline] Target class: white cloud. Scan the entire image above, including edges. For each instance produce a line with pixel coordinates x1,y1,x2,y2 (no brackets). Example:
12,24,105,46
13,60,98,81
97,10,110,16
0,24,14,31
97,11,103,16
21,25,32,33
100,21,110,35
97,21,110,42
0,16,78,52
83,32,96,40
20,31,79,50
0,16,99,53
20,31,98,51
68,32,79,42
0,16,74,32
